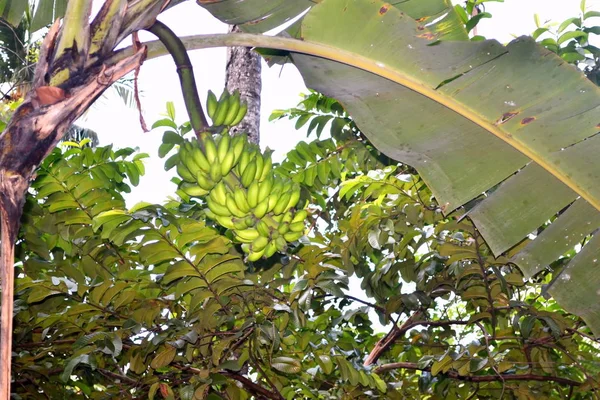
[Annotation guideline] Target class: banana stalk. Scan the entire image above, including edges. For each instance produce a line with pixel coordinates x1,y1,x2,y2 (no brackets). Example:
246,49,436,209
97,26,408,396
89,0,128,61
50,0,93,86
147,21,208,136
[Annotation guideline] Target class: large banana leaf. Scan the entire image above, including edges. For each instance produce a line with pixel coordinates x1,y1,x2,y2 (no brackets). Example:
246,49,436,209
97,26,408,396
0,0,68,31
198,0,600,334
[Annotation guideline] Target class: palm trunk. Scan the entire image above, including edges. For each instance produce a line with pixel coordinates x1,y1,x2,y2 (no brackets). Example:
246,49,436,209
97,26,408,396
225,25,261,144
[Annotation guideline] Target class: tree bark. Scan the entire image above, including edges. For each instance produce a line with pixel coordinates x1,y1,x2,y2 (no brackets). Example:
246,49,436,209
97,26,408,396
0,174,27,400
225,25,261,144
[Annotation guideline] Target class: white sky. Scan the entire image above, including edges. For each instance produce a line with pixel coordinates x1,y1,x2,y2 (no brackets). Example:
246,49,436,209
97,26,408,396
81,0,600,206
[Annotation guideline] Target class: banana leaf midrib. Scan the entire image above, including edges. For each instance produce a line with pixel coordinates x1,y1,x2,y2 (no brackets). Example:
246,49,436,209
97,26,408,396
115,33,600,213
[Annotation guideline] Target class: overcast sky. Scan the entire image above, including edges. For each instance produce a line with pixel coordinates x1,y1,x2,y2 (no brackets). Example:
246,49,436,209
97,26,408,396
81,0,600,205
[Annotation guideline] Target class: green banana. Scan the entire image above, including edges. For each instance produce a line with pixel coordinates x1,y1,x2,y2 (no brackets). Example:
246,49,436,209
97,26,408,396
292,209,308,223
206,90,218,119
212,91,230,126
234,228,261,243
215,215,236,229
231,134,246,163
204,209,217,220
285,186,301,211
180,182,209,197
190,144,211,173
241,160,257,188
211,182,229,205
270,181,284,197
253,198,269,219
278,222,290,235
217,134,231,162
289,221,305,232
266,193,280,214
262,215,279,229
229,102,248,127
273,192,292,215
257,176,274,203
202,134,218,163
232,217,250,230
209,162,222,183
251,236,269,253
220,151,236,176
246,248,265,262
207,198,232,217
274,237,288,253
281,210,294,224
244,216,255,228
247,181,259,208
177,163,196,183
196,171,215,191
233,188,251,213
226,194,247,218
284,231,303,242
253,154,264,181
259,155,272,182
256,219,271,237
224,90,241,126
236,150,256,177
264,241,279,258
178,144,200,174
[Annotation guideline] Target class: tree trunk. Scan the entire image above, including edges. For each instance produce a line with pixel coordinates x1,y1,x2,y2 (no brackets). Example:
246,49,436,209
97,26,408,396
0,174,27,399
225,25,261,144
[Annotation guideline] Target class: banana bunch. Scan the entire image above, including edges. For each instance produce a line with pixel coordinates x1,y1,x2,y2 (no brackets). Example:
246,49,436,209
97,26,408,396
177,132,246,198
173,124,308,262
206,89,248,127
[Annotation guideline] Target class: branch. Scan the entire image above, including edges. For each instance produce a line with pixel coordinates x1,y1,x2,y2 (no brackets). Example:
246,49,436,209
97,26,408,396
97,368,138,386
374,362,582,387
343,295,387,314
472,227,496,337
364,315,470,366
146,21,208,135
221,371,282,400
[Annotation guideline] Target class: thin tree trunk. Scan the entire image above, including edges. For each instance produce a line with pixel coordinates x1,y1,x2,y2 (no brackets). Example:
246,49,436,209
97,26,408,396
225,25,261,144
0,174,27,399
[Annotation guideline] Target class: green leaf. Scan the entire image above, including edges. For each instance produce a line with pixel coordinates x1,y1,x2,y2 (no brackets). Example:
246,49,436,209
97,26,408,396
152,118,178,130
316,354,333,374
557,30,587,45
469,357,488,372
166,102,176,121
27,287,62,303
61,355,93,382
163,131,183,145
31,0,68,31
271,356,301,374
520,315,537,339
584,11,600,19
558,17,581,33
148,382,160,400
151,346,177,369
431,355,452,376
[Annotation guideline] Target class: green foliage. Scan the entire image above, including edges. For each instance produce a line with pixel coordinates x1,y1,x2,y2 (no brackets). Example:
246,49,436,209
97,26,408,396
10,85,600,399
455,0,504,40
532,4,600,85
